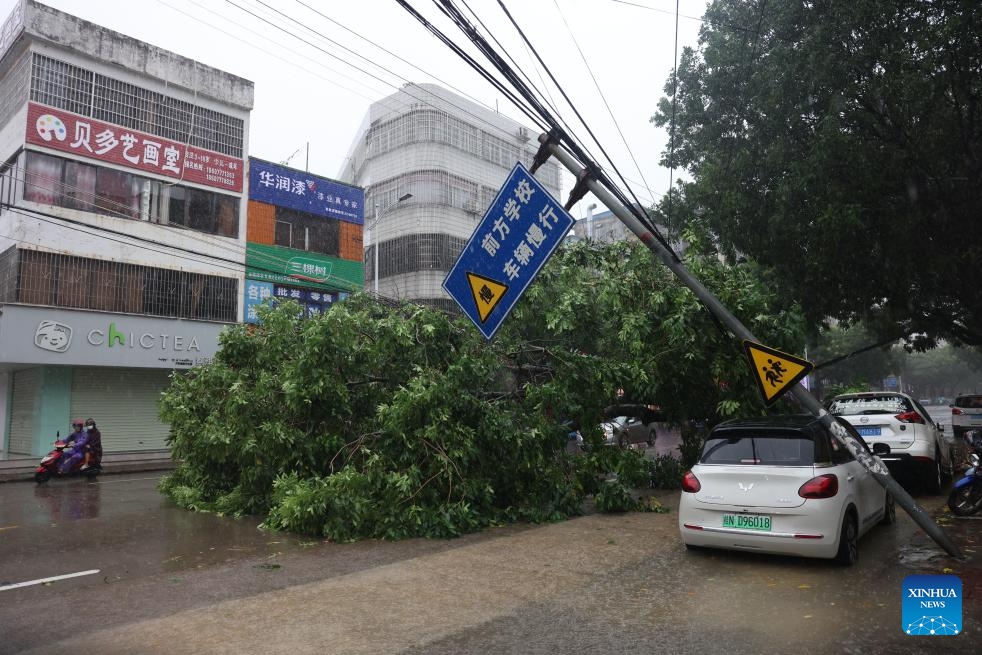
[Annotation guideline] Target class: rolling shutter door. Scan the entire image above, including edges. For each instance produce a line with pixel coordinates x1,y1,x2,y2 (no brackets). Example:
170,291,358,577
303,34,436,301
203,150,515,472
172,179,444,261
70,368,174,452
8,368,40,455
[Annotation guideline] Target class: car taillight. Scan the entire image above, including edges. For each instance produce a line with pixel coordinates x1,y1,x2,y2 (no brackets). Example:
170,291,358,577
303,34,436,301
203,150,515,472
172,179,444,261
952,408,963,416
798,474,838,499
895,410,925,424
681,471,701,493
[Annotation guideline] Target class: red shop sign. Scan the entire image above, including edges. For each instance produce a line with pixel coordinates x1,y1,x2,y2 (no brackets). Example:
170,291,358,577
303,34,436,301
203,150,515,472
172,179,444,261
26,102,243,193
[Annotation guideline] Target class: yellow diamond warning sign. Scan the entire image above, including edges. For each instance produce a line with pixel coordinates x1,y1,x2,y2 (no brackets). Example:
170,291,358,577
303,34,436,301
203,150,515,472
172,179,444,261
743,340,814,406
467,272,508,323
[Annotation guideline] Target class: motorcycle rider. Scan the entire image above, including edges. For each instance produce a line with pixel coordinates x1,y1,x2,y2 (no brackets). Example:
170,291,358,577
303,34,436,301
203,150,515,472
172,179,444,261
81,418,102,470
59,419,88,474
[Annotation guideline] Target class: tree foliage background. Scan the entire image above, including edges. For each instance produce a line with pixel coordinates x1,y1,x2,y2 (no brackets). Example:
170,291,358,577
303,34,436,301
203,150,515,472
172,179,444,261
653,0,982,346
159,240,806,541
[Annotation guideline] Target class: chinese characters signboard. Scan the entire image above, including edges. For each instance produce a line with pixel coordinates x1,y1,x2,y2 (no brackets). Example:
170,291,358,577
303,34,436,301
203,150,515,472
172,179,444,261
244,280,274,324
248,158,364,225
26,102,243,192
243,278,344,324
444,162,574,340
245,243,363,291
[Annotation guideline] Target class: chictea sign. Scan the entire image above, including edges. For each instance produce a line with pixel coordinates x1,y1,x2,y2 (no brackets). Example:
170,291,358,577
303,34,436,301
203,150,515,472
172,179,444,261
0,305,227,368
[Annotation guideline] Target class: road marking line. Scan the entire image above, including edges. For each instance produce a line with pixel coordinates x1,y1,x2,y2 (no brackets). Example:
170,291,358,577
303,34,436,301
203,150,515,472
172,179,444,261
0,569,100,592
0,525,19,532
95,476,164,484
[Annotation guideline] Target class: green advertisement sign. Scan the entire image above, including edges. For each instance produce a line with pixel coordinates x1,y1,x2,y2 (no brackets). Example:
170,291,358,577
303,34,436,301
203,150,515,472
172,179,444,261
246,243,363,291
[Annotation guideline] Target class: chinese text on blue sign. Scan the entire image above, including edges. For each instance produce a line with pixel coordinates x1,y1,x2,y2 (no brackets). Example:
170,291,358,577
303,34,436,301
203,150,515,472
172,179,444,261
249,158,364,224
443,162,574,339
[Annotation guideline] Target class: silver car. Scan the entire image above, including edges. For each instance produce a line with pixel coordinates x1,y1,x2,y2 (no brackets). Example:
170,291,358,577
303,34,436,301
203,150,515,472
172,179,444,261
601,415,658,448
826,391,953,493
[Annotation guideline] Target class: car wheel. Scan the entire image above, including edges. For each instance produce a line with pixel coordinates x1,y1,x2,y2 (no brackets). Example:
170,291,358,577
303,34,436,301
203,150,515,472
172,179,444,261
880,492,896,525
835,513,859,566
947,484,982,517
646,428,656,447
925,453,943,494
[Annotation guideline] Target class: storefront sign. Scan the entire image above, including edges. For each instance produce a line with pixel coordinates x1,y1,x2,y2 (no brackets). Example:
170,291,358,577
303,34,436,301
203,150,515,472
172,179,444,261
246,243,363,291
26,102,244,192
249,158,364,224
244,279,274,324
243,279,340,324
0,305,227,368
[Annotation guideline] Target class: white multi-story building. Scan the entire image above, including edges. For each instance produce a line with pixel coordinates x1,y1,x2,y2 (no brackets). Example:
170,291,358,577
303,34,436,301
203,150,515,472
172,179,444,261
340,83,561,310
0,1,252,457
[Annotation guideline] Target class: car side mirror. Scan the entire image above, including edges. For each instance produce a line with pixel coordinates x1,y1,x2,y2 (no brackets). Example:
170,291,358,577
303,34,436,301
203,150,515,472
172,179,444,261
872,443,891,457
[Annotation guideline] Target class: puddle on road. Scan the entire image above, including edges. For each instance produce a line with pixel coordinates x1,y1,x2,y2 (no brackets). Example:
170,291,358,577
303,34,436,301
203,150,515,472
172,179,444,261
897,544,946,567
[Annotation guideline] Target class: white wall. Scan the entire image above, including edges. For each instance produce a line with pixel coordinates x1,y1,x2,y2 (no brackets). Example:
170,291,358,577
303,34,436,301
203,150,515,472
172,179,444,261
0,101,26,164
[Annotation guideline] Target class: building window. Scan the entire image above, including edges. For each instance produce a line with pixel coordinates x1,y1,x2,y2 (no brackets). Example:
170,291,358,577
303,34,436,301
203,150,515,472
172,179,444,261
368,171,487,215
5,247,237,321
376,232,466,279
94,167,140,218
275,220,292,248
62,160,97,211
24,151,61,204
272,207,340,257
32,53,244,157
23,152,240,238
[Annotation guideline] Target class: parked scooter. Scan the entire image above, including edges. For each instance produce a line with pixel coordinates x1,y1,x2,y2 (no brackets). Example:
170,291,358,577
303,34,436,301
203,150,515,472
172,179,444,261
35,432,101,484
947,429,982,516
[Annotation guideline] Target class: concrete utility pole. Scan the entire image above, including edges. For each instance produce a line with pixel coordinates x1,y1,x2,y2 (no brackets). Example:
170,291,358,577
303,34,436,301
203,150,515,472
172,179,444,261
539,133,962,559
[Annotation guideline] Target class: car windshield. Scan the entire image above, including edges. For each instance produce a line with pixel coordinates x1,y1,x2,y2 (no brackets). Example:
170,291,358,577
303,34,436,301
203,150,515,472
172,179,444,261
827,395,910,416
700,431,815,466
955,395,982,409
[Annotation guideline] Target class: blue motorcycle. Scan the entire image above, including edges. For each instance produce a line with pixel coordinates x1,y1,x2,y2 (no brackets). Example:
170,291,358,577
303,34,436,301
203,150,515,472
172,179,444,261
948,430,982,516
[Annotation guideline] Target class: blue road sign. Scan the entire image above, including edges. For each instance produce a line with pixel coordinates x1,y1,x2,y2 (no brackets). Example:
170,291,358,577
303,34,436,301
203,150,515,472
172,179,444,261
444,162,574,339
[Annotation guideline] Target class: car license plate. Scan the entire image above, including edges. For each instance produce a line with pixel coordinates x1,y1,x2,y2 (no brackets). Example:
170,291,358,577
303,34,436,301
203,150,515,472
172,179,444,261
722,514,772,531
858,426,881,437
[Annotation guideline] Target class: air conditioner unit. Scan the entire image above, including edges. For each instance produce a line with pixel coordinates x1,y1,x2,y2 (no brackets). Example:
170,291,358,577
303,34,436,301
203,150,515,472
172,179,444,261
462,199,478,213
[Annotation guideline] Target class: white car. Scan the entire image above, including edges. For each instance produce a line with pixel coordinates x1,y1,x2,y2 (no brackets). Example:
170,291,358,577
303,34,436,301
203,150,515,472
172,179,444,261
679,415,893,565
826,391,953,493
951,394,982,440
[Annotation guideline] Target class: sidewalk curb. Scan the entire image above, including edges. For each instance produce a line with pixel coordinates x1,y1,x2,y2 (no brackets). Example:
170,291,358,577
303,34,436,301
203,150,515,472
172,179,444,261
0,451,177,483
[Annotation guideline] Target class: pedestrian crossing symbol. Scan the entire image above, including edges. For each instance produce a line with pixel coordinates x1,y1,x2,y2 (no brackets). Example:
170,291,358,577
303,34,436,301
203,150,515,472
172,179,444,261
743,340,813,406
467,272,508,322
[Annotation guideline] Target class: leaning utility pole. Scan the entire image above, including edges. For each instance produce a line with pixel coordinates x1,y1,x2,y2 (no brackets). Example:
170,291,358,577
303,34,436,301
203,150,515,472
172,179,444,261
536,133,962,559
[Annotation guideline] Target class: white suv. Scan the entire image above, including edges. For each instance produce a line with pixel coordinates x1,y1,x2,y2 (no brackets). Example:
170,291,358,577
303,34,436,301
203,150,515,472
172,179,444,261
826,391,953,493
951,394,982,440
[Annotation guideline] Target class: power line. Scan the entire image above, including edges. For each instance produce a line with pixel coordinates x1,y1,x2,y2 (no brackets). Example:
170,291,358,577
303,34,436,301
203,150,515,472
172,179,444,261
155,0,384,103
667,0,680,223
425,0,671,248
218,0,549,138
549,0,658,212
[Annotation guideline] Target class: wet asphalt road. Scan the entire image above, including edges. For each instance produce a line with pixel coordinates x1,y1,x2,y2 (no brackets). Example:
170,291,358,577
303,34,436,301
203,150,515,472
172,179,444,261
0,431,979,654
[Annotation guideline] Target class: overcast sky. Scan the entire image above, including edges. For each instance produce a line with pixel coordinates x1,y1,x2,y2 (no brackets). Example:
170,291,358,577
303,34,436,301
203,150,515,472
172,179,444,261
0,0,708,219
